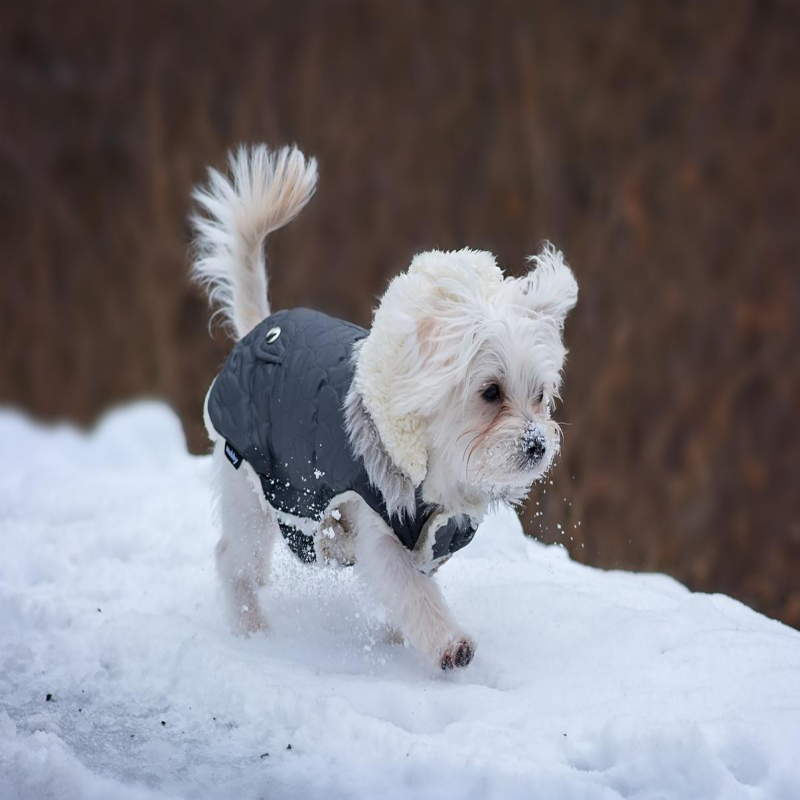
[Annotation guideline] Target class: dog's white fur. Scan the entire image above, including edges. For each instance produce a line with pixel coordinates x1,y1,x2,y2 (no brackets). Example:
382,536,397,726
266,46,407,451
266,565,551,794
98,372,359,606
191,144,578,669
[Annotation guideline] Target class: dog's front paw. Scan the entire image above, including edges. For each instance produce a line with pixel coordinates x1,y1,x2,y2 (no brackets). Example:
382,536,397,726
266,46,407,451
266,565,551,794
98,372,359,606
439,636,475,670
235,605,269,637
381,624,406,646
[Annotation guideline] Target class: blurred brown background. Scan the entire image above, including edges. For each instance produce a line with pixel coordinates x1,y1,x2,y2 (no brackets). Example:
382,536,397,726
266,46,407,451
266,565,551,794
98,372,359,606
2,1,799,626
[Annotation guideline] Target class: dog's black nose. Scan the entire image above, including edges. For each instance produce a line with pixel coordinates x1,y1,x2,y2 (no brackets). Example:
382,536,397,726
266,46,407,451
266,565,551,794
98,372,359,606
526,437,546,465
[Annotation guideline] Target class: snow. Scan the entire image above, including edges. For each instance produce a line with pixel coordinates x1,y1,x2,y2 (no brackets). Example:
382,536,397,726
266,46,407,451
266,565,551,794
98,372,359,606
1,402,799,800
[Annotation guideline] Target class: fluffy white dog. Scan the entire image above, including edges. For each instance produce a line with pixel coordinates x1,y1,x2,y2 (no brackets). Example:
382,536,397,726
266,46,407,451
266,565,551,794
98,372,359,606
191,145,578,669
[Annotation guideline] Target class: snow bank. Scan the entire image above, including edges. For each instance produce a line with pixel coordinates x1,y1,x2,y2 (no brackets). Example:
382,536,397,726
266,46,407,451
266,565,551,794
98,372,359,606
1,402,798,800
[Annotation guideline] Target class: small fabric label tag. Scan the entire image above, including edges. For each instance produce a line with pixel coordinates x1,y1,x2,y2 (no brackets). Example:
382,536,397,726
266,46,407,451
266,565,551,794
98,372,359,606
224,441,243,470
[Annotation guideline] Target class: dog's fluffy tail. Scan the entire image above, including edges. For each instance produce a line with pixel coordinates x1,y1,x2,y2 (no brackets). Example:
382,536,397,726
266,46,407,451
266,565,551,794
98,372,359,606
190,145,318,339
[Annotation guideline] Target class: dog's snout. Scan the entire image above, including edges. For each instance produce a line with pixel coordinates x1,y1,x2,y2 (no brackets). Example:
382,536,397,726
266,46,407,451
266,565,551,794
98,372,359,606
526,436,546,464
520,427,548,467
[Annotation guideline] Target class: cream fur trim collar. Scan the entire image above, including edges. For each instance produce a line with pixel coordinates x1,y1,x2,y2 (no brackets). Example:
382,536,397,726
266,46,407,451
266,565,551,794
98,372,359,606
353,325,429,486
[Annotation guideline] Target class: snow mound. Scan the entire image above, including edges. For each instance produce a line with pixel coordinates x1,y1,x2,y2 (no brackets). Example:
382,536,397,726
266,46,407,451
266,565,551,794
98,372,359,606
1,402,798,800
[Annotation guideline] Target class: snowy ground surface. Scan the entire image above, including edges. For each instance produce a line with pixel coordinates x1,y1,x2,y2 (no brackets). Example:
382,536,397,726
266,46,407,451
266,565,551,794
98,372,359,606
1,402,799,800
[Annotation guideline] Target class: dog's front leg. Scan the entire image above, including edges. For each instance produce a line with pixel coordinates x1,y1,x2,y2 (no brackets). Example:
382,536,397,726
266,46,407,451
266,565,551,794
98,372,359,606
352,502,475,669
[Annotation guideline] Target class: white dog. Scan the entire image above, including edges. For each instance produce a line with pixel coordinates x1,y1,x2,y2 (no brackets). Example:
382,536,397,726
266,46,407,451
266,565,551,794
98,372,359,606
191,145,577,669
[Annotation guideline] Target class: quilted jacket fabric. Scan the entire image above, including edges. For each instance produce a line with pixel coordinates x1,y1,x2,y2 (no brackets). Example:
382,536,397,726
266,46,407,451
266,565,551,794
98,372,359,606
206,308,477,569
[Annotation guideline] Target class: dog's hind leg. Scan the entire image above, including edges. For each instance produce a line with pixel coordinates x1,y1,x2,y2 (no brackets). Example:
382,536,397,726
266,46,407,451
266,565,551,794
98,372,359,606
351,501,475,670
211,442,278,635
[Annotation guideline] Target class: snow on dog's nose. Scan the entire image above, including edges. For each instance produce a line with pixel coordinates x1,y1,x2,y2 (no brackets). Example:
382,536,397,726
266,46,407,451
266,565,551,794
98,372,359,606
519,425,548,468
526,434,546,465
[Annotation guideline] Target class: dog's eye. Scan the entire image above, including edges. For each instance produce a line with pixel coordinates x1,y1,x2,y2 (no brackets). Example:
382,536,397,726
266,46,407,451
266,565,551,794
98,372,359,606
481,383,502,403
535,389,545,404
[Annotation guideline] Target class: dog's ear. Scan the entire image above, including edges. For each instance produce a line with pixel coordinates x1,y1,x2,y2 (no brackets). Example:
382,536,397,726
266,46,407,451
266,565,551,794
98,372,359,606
353,249,503,487
514,243,578,327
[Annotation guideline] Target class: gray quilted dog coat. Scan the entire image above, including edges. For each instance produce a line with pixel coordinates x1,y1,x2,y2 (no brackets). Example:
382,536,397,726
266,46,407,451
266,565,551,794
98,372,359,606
206,308,477,569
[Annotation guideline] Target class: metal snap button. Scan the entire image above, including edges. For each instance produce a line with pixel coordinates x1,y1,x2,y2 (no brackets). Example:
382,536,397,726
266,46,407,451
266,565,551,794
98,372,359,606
265,326,281,344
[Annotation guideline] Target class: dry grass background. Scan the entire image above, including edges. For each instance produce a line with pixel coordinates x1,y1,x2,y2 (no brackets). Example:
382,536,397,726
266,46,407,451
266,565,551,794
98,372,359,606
2,0,799,626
